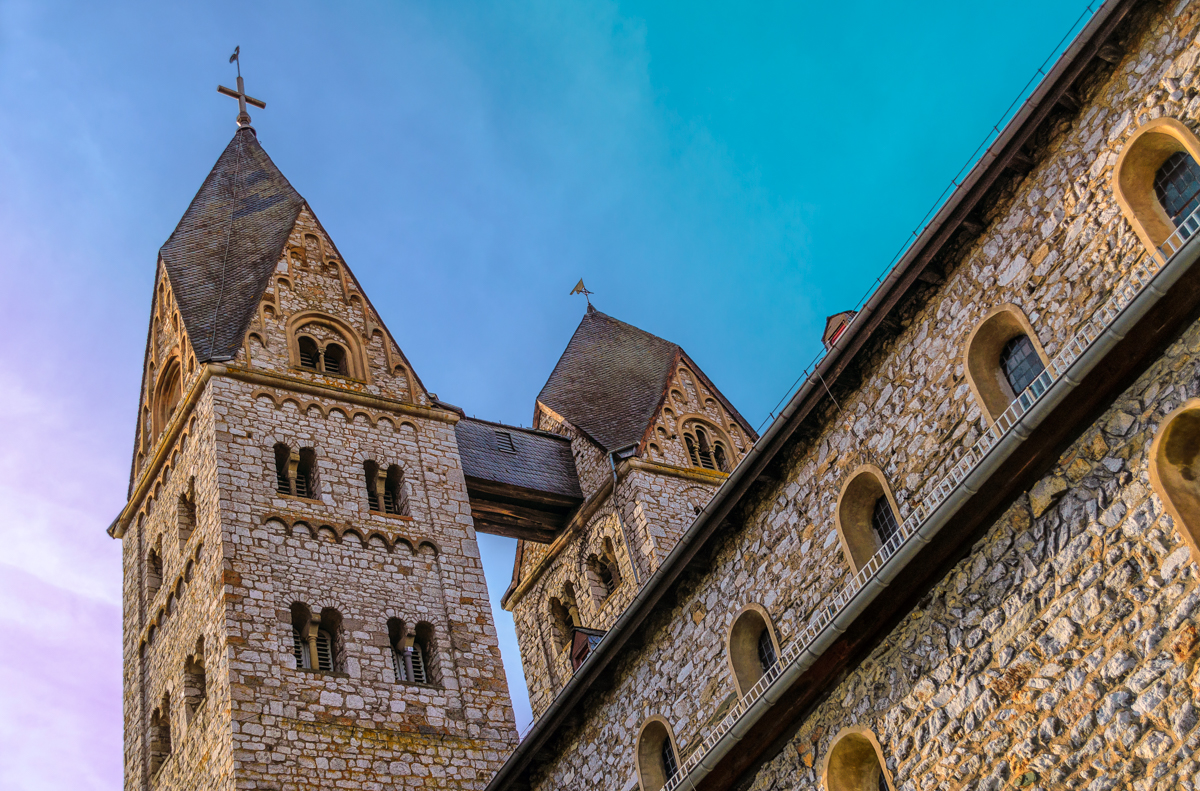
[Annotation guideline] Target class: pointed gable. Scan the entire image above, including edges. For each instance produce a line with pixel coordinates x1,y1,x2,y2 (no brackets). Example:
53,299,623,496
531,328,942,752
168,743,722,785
537,307,682,452
160,127,306,363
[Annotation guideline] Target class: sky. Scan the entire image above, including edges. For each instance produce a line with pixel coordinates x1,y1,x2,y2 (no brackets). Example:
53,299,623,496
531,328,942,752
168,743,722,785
0,0,1094,787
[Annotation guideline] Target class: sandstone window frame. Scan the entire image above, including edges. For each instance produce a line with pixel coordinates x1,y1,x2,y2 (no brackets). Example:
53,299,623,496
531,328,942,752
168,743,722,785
286,310,369,382
1149,397,1200,568
726,603,782,697
835,465,903,573
635,716,682,791
963,304,1050,426
1114,117,1200,257
821,726,894,791
678,415,736,473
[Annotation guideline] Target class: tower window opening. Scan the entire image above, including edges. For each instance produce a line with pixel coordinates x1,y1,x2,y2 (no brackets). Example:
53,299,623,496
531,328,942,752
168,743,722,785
292,628,310,669
410,642,428,684
695,428,715,470
184,638,207,721
713,442,729,473
148,696,172,775
364,460,381,511
1155,150,1200,228
871,495,899,545
298,336,320,370
598,560,615,595
323,343,348,375
314,629,333,671
147,546,163,599
384,464,408,515
177,482,196,549
295,448,317,499
999,335,1046,398
684,435,700,466
273,443,292,495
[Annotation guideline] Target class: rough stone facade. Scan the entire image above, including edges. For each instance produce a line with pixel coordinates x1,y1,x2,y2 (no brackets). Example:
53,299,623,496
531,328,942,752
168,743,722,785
120,205,517,790
509,3,1200,790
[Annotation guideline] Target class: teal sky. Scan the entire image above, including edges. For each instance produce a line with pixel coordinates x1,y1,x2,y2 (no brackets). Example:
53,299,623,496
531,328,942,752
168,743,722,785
0,0,1093,786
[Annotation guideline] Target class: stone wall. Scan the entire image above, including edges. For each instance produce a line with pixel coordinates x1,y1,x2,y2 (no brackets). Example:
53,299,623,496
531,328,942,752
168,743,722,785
518,3,1200,789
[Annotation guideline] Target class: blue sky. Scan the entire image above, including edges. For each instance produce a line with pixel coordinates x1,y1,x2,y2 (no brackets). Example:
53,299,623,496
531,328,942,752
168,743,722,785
0,0,1092,786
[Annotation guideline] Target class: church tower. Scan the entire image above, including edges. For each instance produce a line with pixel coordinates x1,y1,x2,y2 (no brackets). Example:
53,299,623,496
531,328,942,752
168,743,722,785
110,120,516,790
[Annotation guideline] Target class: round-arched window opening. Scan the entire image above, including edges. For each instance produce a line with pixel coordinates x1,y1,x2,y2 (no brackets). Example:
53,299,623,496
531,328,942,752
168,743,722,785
635,718,681,791
727,605,781,696
823,729,894,791
1155,150,1200,229
298,336,319,370
999,335,1046,398
323,343,348,376
756,627,777,671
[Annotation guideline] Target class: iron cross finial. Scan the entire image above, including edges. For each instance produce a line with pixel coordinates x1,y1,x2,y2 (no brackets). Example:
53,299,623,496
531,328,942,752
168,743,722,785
217,47,266,128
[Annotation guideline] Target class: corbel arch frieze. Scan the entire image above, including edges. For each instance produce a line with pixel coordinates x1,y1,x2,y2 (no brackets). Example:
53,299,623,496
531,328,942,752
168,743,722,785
263,512,418,555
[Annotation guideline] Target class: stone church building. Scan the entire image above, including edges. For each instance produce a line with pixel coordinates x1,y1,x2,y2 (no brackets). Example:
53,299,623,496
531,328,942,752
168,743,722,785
111,0,1200,788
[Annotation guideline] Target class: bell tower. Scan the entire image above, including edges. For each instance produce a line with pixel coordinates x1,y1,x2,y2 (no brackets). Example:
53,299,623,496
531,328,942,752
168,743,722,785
111,113,517,789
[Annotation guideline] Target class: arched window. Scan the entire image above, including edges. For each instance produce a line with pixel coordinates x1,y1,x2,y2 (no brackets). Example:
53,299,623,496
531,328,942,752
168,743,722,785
586,538,623,605
964,305,1050,425
835,466,902,572
153,359,182,437
147,545,163,599
149,695,172,774
274,443,292,495
713,442,730,473
1114,118,1200,257
636,718,681,791
388,618,437,685
184,637,206,722
413,621,436,685
1150,399,1200,568
727,605,781,696
177,479,196,549
822,727,893,791
695,427,715,470
298,336,320,370
384,464,408,515
550,583,581,653
684,434,700,467
999,335,1046,399
1155,151,1200,228
294,447,317,499
323,342,348,375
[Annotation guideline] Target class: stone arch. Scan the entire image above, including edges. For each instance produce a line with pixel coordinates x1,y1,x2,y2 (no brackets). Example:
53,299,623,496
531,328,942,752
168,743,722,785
963,304,1050,426
1114,117,1200,257
153,353,183,437
726,603,781,697
677,414,737,472
835,465,903,573
1150,398,1200,567
635,716,682,791
285,310,369,381
821,726,894,791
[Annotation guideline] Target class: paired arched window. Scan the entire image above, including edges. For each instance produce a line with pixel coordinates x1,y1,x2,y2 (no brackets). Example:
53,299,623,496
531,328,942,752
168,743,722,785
727,605,781,696
297,335,351,375
1115,118,1200,257
388,618,438,685
636,718,681,791
822,727,893,791
683,423,732,473
146,543,163,600
290,602,342,673
964,305,1050,425
177,479,196,549
1150,399,1200,569
274,444,318,499
288,313,367,380
364,460,410,515
835,466,902,572
586,537,622,604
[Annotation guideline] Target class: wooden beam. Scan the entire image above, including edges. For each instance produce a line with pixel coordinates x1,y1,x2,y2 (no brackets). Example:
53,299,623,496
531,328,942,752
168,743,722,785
1058,89,1082,112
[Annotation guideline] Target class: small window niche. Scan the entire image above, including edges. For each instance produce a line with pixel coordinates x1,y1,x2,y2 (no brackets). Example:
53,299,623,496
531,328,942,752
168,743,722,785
964,304,1050,426
727,604,781,697
177,477,196,550
636,717,682,791
148,694,173,775
822,727,894,791
289,602,342,673
1150,398,1200,568
1115,117,1200,258
183,637,207,723
835,466,903,573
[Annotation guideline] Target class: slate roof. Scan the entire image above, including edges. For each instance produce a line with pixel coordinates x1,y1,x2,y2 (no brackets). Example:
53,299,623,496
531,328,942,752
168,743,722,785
455,418,582,500
536,308,683,451
160,126,306,362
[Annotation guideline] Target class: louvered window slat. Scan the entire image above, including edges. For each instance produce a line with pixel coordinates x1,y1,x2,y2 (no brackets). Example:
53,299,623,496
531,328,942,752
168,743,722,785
411,644,428,684
315,631,333,671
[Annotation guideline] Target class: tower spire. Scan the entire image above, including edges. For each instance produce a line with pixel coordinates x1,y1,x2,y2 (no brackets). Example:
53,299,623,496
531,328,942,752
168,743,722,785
217,46,266,127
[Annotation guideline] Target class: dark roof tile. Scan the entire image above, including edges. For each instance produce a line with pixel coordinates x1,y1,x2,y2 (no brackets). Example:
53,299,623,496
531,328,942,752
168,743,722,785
456,418,582,500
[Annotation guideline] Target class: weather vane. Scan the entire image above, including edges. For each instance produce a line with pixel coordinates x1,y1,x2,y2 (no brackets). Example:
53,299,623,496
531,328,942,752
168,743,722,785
218,46,266,128
569,279,594,307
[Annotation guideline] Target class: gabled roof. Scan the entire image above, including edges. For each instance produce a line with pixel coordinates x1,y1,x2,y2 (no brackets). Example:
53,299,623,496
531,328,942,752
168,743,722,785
536,307,683,451
160,126,305,362
456,418,582,500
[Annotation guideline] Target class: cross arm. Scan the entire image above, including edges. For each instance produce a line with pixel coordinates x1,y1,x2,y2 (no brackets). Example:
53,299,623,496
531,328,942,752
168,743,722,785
217,85,267,109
